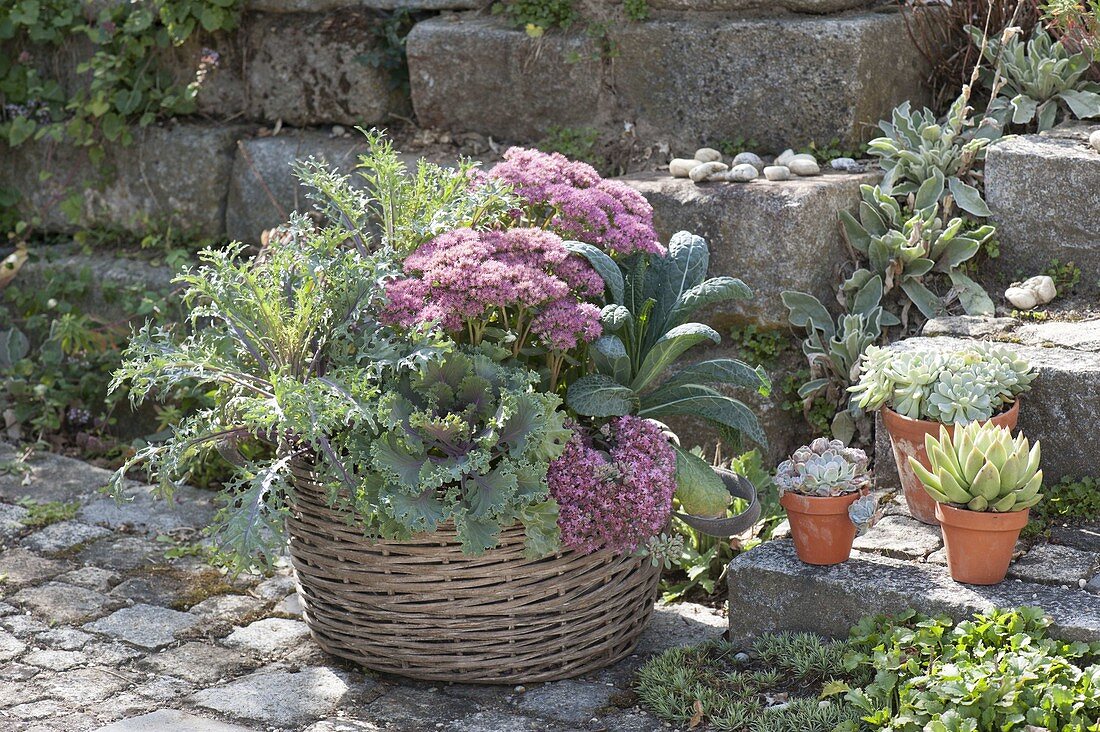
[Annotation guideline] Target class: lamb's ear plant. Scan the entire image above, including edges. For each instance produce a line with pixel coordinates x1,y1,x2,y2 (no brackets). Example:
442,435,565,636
565,231,770,514
969,24,1100,132
839,173,997,320
781,274,897,444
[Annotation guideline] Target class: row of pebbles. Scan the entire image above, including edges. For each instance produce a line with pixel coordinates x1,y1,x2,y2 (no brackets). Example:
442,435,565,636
669,147,866,185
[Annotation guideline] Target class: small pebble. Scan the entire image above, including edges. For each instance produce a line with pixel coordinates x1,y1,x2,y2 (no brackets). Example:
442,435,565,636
668,158,698,178
514,685,526,693
763,165,791,181
831,157,857,171
789,153,817,165
731,152,764,171
693,147,723,163
727,163,759,182
775,148,796,167
734,652,749,662
1080,579,1088,589
789,158,821,176
331,124,346,137
689,161,728,183
1090,129,1100,153
1005,275,1057,310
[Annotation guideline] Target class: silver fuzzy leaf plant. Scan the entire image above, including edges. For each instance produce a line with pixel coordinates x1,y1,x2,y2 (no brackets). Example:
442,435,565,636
839,171,997,322
969,25,1100,133
782,274,899,445
868,94,992,218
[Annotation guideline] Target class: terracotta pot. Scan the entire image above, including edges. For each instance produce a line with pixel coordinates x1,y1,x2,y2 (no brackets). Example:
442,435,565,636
780,491,860,566
936,503,1029,585
882,400,1020,525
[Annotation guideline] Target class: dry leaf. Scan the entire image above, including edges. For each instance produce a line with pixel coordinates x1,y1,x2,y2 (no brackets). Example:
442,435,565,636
0,245,28,290
687,699,704,729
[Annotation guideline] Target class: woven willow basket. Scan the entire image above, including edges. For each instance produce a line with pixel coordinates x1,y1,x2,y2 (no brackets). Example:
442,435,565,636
286,461,663,684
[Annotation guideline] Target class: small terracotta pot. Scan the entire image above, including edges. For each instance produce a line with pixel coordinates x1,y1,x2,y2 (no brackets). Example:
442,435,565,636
780,491,860,566
936,502,1029,585
882,400,1020,525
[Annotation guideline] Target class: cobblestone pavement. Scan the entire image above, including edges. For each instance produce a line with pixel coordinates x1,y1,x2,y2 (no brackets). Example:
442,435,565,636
0,445,724,732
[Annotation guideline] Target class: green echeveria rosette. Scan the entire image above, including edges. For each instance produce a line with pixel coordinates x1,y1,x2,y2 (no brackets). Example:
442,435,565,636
908,421,1043,513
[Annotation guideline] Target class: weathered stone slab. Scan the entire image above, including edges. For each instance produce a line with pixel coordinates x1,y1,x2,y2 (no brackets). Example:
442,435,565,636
0,503,29,545
1007,543,1099,587
728,540,1100,643
56,567,120,592
12,582,113,624
517,680,617,724
0,549,69,587
0,630,26,662
73,536,164,572
92,709,258,732
223,617,312,656
986,122,1100,292
78,480,216,535
874,322,1100,491
34,666,133,703
852,515,943,559
243,11,404,127
408,11,927,150
0,449,114,505
22,648,87,671
22,520,110,555
1051,523,1100,554
0,123,247,238
140,641,256,685
621,170,879,329
247,0,481,9
650,0,878,11
188,667,353,725
85,604,200,649
226,130,372,242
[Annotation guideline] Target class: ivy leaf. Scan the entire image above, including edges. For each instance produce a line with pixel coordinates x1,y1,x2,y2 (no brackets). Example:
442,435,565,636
565,374,635,418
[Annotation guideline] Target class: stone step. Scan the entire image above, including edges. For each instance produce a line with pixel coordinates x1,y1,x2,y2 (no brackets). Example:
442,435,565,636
621,170,878,330
407,9,928,152
873,316,1100,491
985,121,1100,291
727,534,1100,644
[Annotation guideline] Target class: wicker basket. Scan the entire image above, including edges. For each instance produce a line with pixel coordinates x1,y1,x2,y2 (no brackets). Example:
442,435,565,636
286,461,663,683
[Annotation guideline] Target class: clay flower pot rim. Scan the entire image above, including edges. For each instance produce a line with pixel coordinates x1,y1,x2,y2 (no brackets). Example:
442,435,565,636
881,399,1020,428
779,490,861,516
935,501,1031,529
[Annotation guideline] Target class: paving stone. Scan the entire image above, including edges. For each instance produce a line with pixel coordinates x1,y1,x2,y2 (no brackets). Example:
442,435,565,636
0,602,15,615
408,11,927,151
0,629,26,661
0,502,29,543
36,666,133,704
130,674,194,702
0,548,70,587
517,679,616,724
728,539,1100,644
223,617,312,656
22,520,110,555
0,449,113,504
12,582,114,624
853,516,943,560
91,709,259,731
188,666,354,726
1007,543,1100,586
188,593,267,623
77,481,216,535
140,641,257,685
35,627,94,651
303,720,385,732
72,536,165,572
252,573,297,601
8,699,58,720
1,614,50,637
1087,575,1100,595
351,686,475,729
0,676,49,709
651,0,877,9
248,0,480,9
273,593,303,615
22,648,87,671
874,326,1100,491
986,122,1100,292
84,604,200,650
1050,523,1100,554
57,567,121,592
82,640,144,666
27,712,100,732
449,709,573,732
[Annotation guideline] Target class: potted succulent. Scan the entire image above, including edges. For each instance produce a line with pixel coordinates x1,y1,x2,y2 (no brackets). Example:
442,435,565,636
909,421,1043,584
775,438,878,566
107,137,767,683
850,343,1034,524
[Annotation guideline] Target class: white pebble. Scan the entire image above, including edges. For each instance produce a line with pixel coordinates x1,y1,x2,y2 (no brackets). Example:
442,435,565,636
693,147,723,164
789,153,817,165
1005,275,1057,310
763,165,791,181
514,685,526,693
1005,287,1039,311
1080,579,1088,589
1090,129,1100,153
728,163,760,182
689,161,728,183
775,148,796,167
789,158,821,176
331,124,346,137
731,152,764,170
668,158,697,178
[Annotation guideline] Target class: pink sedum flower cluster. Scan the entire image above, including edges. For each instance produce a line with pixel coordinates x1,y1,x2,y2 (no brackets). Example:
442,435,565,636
383,226,603,352
489,147,663,256
547,416,677,554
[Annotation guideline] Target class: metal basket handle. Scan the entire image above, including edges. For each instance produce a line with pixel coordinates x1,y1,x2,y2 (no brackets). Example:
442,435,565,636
673,468,760,538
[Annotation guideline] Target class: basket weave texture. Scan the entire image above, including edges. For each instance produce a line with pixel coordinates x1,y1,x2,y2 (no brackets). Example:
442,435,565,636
286,461,663,683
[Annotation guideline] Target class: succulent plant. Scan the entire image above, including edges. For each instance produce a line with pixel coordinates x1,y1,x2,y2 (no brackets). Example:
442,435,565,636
839,174,997,320
848,493,882,535
851,343,1035,423
775,438,872,497
909,421,1043,512
867,96,991,217
969,25,1100,133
